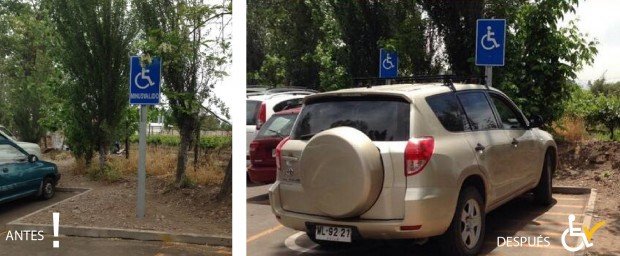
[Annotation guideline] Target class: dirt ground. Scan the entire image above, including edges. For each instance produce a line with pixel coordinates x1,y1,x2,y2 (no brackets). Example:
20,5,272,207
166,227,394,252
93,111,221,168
21,155,231,236
554,140,620,255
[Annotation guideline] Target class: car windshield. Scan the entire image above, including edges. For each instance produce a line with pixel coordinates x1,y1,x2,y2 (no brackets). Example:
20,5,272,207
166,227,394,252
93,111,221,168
247,100,261,125
291,96,410,141
0,126,15,140
256,113,298,139
0,141,25,164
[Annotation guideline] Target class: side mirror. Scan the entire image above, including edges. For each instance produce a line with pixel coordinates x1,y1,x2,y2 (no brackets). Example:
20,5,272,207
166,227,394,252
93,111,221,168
28,154,38,163
529,115,543,128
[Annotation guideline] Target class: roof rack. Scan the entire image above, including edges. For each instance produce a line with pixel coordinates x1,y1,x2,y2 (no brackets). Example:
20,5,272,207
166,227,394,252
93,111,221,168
353,75,485,91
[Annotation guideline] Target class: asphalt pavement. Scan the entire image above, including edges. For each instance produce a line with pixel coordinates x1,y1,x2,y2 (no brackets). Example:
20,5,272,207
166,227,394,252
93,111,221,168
247,183,590,256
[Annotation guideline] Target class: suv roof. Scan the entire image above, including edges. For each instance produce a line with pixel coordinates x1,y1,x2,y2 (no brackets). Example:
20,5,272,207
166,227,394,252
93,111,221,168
304,83,503,102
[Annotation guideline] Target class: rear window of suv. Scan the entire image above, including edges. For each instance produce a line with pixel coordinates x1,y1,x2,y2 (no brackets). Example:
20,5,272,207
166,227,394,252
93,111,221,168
291,96,410,141
426,93,471,132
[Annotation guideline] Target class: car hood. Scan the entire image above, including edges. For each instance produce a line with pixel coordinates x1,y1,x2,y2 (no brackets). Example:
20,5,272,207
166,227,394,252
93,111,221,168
16,142,42,158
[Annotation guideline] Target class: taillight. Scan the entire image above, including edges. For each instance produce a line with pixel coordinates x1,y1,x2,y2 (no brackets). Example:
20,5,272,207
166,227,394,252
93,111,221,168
275,136,290,172
249,141,259,153
404,136,434,176
256,102,266,130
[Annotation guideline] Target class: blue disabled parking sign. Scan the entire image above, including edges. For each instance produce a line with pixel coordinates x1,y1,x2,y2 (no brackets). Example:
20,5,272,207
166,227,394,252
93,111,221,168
475,19,506,66
379,49,398,78
129,56,161,105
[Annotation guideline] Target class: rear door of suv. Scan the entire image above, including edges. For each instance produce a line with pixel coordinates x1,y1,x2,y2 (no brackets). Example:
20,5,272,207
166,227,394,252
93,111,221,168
456,91,516,204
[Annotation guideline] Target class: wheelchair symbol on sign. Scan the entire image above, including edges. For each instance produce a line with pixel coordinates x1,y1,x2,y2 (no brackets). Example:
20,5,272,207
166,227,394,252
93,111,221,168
382,53,395,70
134,68,155,89
481,26,500,50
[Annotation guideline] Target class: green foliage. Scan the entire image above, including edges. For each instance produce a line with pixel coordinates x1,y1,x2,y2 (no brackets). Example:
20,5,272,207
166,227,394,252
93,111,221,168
45,0,138,166
565,85,620,140
586,95,620,140
248,0,439,90
0,0,56,142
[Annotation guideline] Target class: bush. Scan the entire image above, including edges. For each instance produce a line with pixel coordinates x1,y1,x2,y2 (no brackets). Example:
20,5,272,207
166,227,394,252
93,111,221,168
87,164,123,183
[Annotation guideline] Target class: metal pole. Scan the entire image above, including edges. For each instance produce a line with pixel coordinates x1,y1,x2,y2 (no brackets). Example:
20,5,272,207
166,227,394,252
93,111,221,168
485,66,493,88
137,105,147,218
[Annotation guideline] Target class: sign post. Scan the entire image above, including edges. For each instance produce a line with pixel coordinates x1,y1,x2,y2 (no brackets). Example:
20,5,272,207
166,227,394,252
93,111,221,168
129,56,161,218
475,19,506,87
379,49,398,84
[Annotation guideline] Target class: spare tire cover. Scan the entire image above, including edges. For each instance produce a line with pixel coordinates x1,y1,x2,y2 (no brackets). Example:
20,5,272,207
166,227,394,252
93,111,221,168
300,126,383,218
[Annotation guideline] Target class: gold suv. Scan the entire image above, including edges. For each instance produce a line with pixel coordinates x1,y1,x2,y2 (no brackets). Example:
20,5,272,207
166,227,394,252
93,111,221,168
269,82,556,255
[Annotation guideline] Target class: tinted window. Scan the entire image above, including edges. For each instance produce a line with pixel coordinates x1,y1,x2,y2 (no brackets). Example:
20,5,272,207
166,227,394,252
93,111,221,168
247,100,261,125
292,97,410,141
256,113,298,139
457,92,499,130
426,93,470,132
490,94,525,129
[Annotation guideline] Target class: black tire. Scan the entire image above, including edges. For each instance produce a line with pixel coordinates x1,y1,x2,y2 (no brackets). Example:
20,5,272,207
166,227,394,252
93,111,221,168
437,186,485,256
40,177,56,200
534,151,553,206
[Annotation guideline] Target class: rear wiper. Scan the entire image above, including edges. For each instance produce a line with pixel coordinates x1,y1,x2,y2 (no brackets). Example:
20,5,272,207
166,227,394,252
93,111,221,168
299,132,317,140
268,129,284,138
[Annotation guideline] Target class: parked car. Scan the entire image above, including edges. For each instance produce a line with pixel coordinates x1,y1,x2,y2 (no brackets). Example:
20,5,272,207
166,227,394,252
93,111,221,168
248,108,301,183
246,89,316,162
0,126,41,158
270,82,556,255
0,136,60,204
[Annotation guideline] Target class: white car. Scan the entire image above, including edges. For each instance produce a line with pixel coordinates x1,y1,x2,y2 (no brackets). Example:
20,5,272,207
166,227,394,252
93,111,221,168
246,90,316,162
0,126,42,158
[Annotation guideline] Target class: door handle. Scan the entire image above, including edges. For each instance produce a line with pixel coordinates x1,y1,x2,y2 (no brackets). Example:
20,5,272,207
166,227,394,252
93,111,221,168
475,143,485,151
512,138,519,146
1,168,7,173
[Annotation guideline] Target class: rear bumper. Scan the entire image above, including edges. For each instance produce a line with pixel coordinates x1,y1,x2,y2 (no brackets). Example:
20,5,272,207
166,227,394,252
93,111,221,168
248,165,276,183
269,181,457,239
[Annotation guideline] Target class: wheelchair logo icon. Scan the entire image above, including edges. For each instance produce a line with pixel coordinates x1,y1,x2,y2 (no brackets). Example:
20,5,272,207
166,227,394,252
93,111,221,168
481,26,500,50
561,214,606,252
134,68,155,89
382,53,395,70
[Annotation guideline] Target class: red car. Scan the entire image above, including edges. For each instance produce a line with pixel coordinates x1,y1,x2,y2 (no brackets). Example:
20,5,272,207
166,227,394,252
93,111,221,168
248,108,300,183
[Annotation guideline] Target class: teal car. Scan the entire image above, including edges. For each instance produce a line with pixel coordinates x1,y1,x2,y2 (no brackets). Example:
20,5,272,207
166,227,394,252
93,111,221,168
0,135,60,204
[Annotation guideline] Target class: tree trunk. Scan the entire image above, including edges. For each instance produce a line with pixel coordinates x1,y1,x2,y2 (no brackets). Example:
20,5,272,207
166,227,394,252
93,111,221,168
175,126,192,187
194,128,199,170
125,136,130,159
98,143,106,170
217,157,232,201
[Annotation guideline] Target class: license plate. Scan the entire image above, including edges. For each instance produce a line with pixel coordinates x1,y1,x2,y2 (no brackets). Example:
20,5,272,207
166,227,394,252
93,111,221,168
315,225,352,242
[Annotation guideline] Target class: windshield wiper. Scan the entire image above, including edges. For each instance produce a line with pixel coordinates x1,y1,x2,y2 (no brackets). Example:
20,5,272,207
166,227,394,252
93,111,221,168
299,132,317,140
268,129,284,138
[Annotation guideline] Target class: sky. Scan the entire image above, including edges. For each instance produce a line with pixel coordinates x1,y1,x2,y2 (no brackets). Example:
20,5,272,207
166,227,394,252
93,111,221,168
568,0,620,84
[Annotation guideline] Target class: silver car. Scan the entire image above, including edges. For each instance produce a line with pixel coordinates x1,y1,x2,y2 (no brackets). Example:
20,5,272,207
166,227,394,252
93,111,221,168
269,82,556,255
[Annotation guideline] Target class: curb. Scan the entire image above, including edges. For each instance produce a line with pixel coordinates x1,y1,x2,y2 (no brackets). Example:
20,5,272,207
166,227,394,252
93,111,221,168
553,186,597,256
7,187,232,247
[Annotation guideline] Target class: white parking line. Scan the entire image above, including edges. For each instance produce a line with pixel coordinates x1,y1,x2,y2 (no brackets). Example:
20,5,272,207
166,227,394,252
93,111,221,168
284,232,318,254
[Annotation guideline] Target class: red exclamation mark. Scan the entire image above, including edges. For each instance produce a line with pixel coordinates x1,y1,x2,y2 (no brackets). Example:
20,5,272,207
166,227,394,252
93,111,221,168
53,212,59,248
